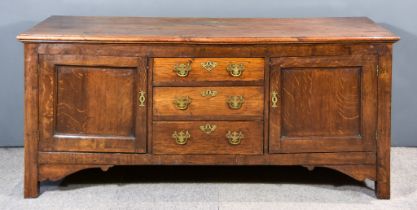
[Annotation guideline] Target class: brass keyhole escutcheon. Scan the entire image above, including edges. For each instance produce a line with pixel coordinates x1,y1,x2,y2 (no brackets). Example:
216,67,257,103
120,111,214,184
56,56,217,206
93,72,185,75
226,63,245,77
173,61,192,77
227,95,244,110
172,130,191,145
138,91,146,107
201,89,218,97
226,130,244,145
201,61,217,72
271,91,279,108
173,96,192,110
199,123,217,134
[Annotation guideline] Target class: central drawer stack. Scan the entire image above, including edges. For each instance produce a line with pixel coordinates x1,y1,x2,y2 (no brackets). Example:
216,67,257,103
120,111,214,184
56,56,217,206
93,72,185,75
152,58,265,155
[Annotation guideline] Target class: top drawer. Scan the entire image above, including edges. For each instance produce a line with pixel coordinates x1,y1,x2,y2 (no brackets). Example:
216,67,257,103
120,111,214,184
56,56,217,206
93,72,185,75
153,58,264,86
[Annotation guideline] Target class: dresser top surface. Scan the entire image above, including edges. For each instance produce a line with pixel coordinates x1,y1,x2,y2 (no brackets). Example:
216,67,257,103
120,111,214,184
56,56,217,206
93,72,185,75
17,16,399,44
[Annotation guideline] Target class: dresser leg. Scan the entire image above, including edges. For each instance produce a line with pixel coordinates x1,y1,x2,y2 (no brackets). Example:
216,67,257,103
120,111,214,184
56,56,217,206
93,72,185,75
376,180,390,199
24,149,39,198
24,171,39,198
375,45,392,200
24,142,39,198
375,142,390,199
375,143,390,199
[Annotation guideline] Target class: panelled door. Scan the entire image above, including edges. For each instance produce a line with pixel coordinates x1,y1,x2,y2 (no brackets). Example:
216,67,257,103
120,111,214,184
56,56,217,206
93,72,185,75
38,55,147,153
269,55,377,153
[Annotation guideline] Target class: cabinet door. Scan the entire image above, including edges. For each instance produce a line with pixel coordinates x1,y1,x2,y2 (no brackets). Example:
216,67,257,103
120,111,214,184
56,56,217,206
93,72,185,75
39,55,147,153
269,55,377,153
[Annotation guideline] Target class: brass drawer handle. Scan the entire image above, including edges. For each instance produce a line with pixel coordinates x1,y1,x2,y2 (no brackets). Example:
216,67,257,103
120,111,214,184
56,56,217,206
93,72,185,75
227,96,244,110
200,123,217,134
201,89,218,97
271,91,279,108
172,130,190,145
173,61,192,77
226,63,245,77
226,131,244,145
173,96,192,110
138,91,146,107
201,61,217,72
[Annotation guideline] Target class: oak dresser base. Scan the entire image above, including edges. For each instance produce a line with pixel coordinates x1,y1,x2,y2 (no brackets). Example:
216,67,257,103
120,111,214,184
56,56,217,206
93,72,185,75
19,16,398,199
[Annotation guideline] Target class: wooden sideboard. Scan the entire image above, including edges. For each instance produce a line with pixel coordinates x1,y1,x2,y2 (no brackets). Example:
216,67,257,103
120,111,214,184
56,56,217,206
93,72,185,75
17,16,399,198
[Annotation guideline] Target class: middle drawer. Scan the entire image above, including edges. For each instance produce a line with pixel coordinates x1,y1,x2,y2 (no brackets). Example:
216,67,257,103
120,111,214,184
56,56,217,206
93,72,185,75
153,86,264,119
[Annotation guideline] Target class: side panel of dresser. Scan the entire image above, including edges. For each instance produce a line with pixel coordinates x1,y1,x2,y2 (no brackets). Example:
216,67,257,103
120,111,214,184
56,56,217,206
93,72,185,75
269,55,378,153
37,55,147,153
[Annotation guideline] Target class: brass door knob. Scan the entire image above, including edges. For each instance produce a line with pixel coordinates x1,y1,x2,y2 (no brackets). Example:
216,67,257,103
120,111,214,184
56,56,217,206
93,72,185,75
226,63,245,77
172,130,191,145
227,95,244,110
173,61,192,77
173,96,192,110
226,131,244,145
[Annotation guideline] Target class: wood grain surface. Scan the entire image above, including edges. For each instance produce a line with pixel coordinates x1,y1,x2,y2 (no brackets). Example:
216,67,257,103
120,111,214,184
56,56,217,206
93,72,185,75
23,44,40,198
153,58,264,85
375,44,393,199
37,55,147,153
153,86,264,119
269,55,377,153
36,43,358,57
153,121,263,155
281,67,361,137
17,16,399,43
38,151,376,166
56,66,135,136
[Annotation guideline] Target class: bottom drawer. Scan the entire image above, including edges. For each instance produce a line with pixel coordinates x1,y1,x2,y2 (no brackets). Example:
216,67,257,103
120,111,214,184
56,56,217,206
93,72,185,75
153,121,263,155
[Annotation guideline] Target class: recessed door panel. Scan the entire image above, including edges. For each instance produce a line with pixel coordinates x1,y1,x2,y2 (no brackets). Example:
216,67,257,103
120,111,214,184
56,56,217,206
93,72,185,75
281,67,361,137
56,66,135,136
269,56,377,153
39,55,147,153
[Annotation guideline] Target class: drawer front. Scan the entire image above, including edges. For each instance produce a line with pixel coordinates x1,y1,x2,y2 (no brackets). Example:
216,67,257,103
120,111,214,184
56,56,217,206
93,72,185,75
153,121,263,155
153,86,264,119
153,58,264,85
